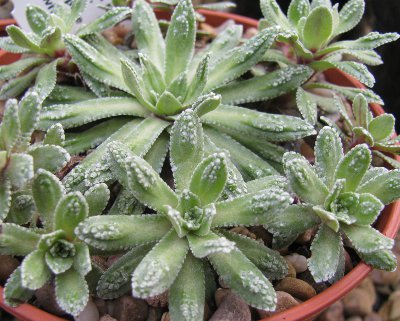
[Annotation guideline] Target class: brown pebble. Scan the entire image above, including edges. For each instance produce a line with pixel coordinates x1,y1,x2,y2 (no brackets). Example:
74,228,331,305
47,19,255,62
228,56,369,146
215,288,232,307
317,301,344,321
345,317,362,321
146,291,168,307
275,277,317,301
285,253,308,274
357,277,376,306
258,291,299,318
295,228,315,245
35,283,65,316
343,289,373,317
100,315,117,321
370,256,400,286
388,291,400,321
111,295,148,321
229,227,257,240
249,227,273,247
209,293,251,321
161,312,170,321
93,297,108,315
75,299,99,321
378,301,390,321
364,312,382,321
102,29,123,45
0,255,19,283
114,20,132,38
297,270,327,293
284,260,296,278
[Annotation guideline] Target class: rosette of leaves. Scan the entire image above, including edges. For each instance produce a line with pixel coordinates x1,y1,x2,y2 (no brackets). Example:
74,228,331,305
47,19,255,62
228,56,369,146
0,0,131,100
39,0,315,193
0,169,110,316
75,110,292,319
260,0,399,125
269,126,400,283
334,94,400,168
0,92,69,223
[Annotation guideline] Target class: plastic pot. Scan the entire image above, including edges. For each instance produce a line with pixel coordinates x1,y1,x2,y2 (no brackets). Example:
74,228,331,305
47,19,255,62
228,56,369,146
0,9,399,321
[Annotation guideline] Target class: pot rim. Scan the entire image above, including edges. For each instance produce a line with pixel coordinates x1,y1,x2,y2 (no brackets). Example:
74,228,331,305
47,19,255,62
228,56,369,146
0,10,399,321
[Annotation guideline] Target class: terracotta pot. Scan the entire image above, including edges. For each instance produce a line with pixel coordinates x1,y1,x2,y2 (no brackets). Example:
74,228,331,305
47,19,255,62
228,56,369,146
0,18,15,32
0,9,399,321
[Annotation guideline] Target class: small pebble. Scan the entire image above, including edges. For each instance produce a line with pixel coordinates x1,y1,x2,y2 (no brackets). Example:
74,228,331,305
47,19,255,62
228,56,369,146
344,250,353,273
93,297,108,315
111,295,148,321
249,226,272,247
358,277,376,306
209,293,251,321
258,291,299,318
295,228,315,245
364,312,382,321
100,315,117,321
317,301,344,321
146,291,168,307
388,291,400,320
275,277,317,301
285,260,297,278
285,253,308,274
35,283,65,316
0,255,19,283
345,317,362,321
215,288,232,307
343,289,373,317
161,312,170,321
297,270,327,293
75,298,99,321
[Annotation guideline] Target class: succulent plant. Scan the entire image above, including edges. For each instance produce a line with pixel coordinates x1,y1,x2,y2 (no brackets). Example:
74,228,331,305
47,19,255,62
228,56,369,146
0,0,131,100
75,110,291,319
0,169,110,315
260,0,399,124
270,125,400,283
0,92,69,223
38,0,315,195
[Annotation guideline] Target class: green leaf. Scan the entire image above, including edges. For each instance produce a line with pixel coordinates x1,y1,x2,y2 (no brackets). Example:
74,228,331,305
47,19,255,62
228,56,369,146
0,178,11,222
222,230,288,280
312,206,339,232
203,105,316,142
185,54,209,104
0,68,40,100
39,27,62,54
246,175,287,193
44,85,96,105
209,248,276,310
97,244,153,299
4,267,34,307
369,114,395,142
216,65,313,105
357,169,400,204
75,214,171,251
358,249,397,272
0,37,31,53
268,205,321,249
260,0,292,29
26,5,51,35
21,250,51,290
212,188,291,227
283,152,328,205
314,126,343,187
33,59,59,102
0,223,40,255
327,49,383,66
296,87,317,125
308,224,341,282
55,269,89,316
288,0,310,26
171,109,204,191
334,144,371,192
132,230,189,298
28,144,70,172
189,153,227,205
39,97,149,130
139,53,166,95
324,61,375,88
156,91,183,116
192,93,221,117
341,225,393,253
8,192,35,225
335,0,365,35
45,251,74,275
164,0,196,84
352,93,372,128
32,169,64,228
18,91,41,141
310,0,332,8
6,26,43,53
0,57,48,81
77,7,131,36
188,231,235,258
303,6,333,50
43,123,65,146
6,154,34,189
373,151,400,170
73,243,91,276
169,253,205,321
55,192,88,238
84,183,110,216
1,99,20,152
206,27,278,91
132,0,165,70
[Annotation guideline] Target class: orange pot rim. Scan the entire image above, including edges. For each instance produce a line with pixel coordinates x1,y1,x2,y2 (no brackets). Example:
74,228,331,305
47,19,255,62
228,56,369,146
0,10,399,321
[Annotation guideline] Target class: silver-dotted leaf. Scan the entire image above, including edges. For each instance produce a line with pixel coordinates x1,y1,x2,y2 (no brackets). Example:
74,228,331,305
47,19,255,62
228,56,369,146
209,248,276,311
308,224,342,282
45,251,74,275
189,152,227,205
283,152,328,205
303,6,333,50
169,253,205,321
185,54,209,104
32,169,64,228
108,187,144,216
188,231,235,258
97,243,153,299
7,192,35,225
335,0,365,35
312,206,340,232
139,53,166,95
357,169,400,205
33,59,58,102
288,0,310,26
84,183,110,216
6,154,34,189
341,224,393,254
18,91,41,141
0,178,11,222
54,192,88,238
212,188,291,227
0,57,48,81
164,0,196,84
171,109,204,191
0,68,40,100
75,214,171,251
132,230,189,298
44,85,97,105
6,26,43,52
0,223,40,256
296,88,317,125
21,250,51,290
43,123,65,146
55,269,89,316
369,114,395,142
156,91,183,116
335,144,371,192
26,5,51,35
2,99,20,152
28,144,70,173
65,0,87,29
222,230,288,280
73,243,91,276
246,175,288,193
0,37,30,53
192,93,221,118
358,249,397,272
4,267,34,307
260,0,292,29
314,126,343,187
132,0,165,70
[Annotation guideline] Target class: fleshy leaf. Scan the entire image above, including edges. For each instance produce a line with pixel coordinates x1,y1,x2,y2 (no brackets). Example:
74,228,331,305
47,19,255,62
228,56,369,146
21,250,51,290
296,87,317,125
0,179,11,222
7,192,35,225
0,57,48,81
288,0,310,26
43,123,65,146
73,243,91,276
335,0,365,35
2,99,21,152
45,251,74,275
260,0,291,29
368,114,395,142
33,59,58,102
26,5,51,35
188,231,236,258
28,144,70,172
84,183,110,216
131,230,189,298
0,223,40,255
6,154,34,189
303,6,333,50
4,267,34,307
358,249,397,272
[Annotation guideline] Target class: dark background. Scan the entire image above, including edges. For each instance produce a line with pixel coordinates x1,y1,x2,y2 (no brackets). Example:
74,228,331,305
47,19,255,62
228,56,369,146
232,0,400,128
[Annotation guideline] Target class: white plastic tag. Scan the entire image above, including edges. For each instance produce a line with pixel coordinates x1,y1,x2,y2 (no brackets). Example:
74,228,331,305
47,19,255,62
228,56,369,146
12,0,112,32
